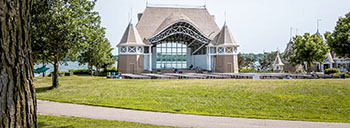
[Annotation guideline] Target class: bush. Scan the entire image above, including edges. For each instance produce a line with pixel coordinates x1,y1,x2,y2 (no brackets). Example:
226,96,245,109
296,69,305,73
64,72,73,76
106,67,118,72
239,67,256,73
68,69,90,75
324,68,340,74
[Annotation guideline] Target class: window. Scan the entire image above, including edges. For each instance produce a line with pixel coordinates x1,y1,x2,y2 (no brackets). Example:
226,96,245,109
137,47,143,53
156,42,187,69
218,47,224,53
121,47,127,53
210,47,216,53
144,46,149,53
225,47,233,53
128,46,136,53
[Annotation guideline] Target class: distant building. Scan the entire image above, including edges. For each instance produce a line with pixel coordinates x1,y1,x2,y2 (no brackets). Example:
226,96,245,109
273,53,284,73
282,27,349,73
282,38,303,73
117,6,239,73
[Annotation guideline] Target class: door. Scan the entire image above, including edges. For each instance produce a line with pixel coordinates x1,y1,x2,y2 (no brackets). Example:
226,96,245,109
130,63,135,74
228,63,233,73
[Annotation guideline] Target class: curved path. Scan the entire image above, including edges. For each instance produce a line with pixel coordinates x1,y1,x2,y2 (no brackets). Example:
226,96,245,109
38,100,350,128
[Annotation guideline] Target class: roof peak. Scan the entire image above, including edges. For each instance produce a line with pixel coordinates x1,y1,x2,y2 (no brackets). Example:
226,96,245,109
212,25,239,47
273,53,284,66
117,23,147,47
146,5,206,9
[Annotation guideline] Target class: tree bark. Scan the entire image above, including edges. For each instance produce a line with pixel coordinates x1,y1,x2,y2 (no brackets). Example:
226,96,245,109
307,62,311,74
42,62,45,77
52,53,59,88
0,0,37,127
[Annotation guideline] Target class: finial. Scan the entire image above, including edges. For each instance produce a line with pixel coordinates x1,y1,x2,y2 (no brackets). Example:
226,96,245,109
317,19,322,33
295,28,299,36
289,27,293,41
129,8,133,24
224,11,227,26
146,0,149,6
204,0,207,8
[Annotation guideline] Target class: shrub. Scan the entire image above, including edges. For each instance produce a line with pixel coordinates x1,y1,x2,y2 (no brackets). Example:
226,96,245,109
239,67,256,73
296,69,305,73
106,67,118,72
68,69,90,75
64,72,73,76
324,68,340,74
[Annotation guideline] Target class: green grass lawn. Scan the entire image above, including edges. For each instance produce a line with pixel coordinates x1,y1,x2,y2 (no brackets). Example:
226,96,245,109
38,115,174,128
35,76,350,123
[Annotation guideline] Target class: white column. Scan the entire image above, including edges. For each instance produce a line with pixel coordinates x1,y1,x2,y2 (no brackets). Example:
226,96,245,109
149,46,152,71
208,47,211,71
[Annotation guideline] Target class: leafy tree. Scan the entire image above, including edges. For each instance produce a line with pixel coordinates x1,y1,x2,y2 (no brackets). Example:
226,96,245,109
290,33,329,73
259,51,278,70
78,27,114,76
31,0,99,88
238,53,256,68
0,0,37,127
325,12,350,58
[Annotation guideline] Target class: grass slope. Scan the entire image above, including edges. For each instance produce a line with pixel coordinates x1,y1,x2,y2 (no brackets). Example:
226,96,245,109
35,76,350,123
38,115,175,128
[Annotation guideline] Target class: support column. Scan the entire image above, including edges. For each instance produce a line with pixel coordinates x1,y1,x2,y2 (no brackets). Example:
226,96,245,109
149,46,152,72
208,47,211,71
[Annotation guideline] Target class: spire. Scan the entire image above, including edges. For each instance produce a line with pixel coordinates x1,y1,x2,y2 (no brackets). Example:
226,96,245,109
212,24,239,47
289,27,293,42
317,19,321,33
224,11,227,26
273,53,284,66
130,8,133,23
316,19,322,37
117,23,146,47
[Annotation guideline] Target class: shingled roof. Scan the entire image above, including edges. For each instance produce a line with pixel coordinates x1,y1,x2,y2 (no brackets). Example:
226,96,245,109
273,54,284,66
117,23,147,47
136,7,220,40
212,24,239,47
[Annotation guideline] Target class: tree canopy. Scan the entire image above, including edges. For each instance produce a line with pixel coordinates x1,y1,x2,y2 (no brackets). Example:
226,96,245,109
31,0,113,88
290,33,329,73
325,12,350,58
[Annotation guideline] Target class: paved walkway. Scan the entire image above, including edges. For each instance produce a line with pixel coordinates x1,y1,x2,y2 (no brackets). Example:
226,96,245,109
38,100,350,128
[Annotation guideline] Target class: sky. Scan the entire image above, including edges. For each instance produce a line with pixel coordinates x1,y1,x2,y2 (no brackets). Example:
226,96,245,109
94,0,350,55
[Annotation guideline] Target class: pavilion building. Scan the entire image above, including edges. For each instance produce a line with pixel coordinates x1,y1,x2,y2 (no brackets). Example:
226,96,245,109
117,6,239,73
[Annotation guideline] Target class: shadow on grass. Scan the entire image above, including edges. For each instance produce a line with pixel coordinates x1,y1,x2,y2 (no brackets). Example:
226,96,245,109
36,86,55,93
38,122,73,128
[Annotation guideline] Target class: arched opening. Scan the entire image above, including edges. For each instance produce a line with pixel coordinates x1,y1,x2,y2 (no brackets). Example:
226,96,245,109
148,21,211,70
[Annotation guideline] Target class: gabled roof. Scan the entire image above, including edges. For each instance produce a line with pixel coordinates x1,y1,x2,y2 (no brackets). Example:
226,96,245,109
153,12,195,35
284,41,292,55
117,23,147,47
273,54,284,66
136,7,220,40
212,24,239,47
326,52,334,63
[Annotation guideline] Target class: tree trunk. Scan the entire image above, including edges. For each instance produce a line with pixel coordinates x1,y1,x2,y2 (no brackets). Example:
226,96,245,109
89,65,93,76
52,53,59,88
307,62,311,74
42,62,45,77
96,66,100,76
0,0,37,127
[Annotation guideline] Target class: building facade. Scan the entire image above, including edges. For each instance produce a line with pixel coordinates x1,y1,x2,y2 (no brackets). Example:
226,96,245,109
282,28,350,73
117,6,239,73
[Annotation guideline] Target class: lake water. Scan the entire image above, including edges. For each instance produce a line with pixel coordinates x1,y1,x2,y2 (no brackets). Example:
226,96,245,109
34,61,117,77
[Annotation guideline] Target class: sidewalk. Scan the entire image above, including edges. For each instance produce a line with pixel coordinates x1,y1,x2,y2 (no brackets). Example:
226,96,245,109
38,100,350,128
